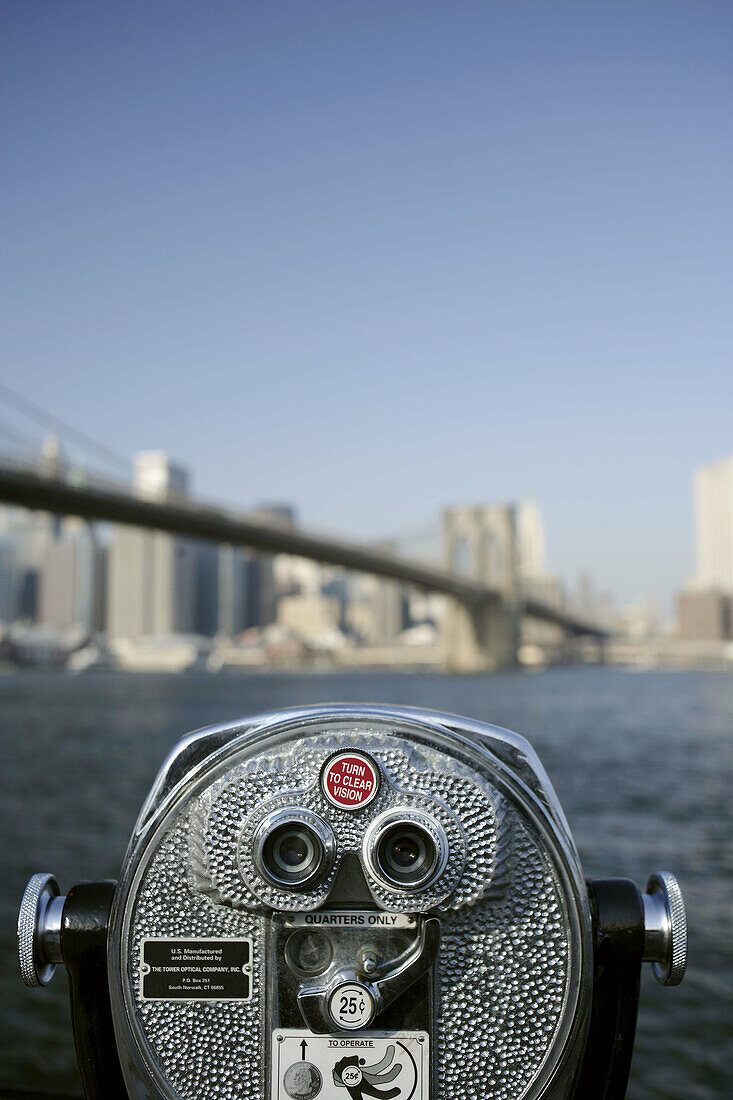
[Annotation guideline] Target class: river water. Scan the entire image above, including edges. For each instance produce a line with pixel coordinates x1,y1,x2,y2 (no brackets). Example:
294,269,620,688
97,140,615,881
0,668,730,1098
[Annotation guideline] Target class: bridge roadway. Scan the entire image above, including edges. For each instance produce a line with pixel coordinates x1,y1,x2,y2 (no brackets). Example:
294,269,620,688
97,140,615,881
0,463,606,639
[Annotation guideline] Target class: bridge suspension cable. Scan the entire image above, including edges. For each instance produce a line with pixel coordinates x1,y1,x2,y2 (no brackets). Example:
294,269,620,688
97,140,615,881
0,379,130,473
0,416,44,457
379,519,442,553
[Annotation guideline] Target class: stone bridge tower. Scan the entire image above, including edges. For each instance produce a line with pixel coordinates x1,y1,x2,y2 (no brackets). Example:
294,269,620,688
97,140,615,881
442,504,520,672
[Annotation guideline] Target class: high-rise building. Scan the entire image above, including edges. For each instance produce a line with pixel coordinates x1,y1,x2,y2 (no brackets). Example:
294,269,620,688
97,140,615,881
677,453,733,641
39,520,106,632
243,555,276,628
693,453,733,592
133,451,189,500
516,500,566,621
0,437,68,623
217,545,251,636
194,544,220,637
517,499,548,582
107,526,198,637
107,453,197,638
243,504,298,628
0,538,15,623
0,506,58,622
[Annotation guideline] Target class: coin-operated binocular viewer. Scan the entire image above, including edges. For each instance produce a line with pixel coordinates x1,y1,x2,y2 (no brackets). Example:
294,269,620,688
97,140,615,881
19,705,687,1100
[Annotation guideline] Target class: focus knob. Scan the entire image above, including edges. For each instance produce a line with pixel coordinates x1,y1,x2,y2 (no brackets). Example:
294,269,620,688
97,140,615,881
17,873,65,987
643,871,687,986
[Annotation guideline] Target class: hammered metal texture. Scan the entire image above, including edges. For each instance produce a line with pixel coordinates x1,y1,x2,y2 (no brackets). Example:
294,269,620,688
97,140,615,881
192,731,509,913
130,824,265,1100
127,729,570,1100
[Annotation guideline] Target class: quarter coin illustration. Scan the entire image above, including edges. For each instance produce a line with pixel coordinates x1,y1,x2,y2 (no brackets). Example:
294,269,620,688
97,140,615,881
283,1060,323,1099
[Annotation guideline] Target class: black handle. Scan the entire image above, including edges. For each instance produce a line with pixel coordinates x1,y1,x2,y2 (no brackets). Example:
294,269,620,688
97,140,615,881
573,878,645,1100
60,882,128,1100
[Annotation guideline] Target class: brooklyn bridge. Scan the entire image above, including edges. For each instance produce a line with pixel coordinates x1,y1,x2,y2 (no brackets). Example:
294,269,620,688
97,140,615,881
0,454,607,672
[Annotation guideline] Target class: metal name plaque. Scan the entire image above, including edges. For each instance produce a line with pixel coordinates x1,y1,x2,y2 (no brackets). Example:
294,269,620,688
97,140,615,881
140,938,253,1001
287,911,416,930
271,1030,429,1100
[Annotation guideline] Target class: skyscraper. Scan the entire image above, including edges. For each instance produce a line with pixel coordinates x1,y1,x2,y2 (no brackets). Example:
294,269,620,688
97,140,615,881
217,545,251,636
0,505,58,622
0,538,15,623
678,453,733,640
0,436,66,624
694,453,733,592
107,453,197,638
517,499,548,582
39,519,106,632
243,504,297,628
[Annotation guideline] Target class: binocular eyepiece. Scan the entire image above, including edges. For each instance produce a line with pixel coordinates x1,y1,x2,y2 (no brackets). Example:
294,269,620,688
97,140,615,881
18,704,686,1100
254,809,338,891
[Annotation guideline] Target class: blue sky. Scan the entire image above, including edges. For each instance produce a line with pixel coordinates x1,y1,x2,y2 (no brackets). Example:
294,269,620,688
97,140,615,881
2,1,732,607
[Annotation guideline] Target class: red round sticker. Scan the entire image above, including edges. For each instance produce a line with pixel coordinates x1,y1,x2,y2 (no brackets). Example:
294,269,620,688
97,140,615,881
321,752,380,810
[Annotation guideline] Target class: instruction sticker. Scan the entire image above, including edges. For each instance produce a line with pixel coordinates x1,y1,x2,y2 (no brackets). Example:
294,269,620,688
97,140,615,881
140,938,253,1001
271,1030,429,1100
321,752,380,810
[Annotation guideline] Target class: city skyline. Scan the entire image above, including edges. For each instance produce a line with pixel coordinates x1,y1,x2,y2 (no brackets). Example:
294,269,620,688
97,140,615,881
3,3,732,606
0,409,729,622
0,434,730,674
0,439,605,622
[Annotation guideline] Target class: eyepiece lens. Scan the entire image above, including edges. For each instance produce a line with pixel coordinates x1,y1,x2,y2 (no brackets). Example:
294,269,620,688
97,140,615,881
388,835,423,869
376,823,437,888
274,831,311,870
262,823,323,887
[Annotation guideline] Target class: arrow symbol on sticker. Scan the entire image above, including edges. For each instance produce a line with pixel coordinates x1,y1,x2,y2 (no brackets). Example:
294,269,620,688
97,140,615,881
300,1040,308,1060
